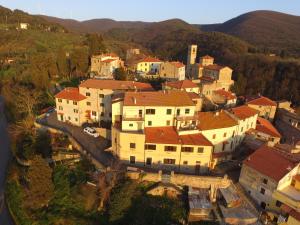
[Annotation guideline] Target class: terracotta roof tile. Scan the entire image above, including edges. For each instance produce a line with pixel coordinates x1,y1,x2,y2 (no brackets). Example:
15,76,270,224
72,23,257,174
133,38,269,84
55,87,86,101
204,64,229,71
199,76,215,83
230,105,259,120
123,90,195,106
165,80,198,89
243,145,296,182
293,174,300,182
79,79,153,91
145,126,212,146
247,96,277,106
170,61,185,68
187,92,200,100
102,59,117,63
214,89,236,100
255,117,281,138
198,111,238,130
139,56,162,63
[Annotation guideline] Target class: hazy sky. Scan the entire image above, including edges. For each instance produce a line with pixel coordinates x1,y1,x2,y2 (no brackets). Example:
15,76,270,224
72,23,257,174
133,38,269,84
0,0,299,24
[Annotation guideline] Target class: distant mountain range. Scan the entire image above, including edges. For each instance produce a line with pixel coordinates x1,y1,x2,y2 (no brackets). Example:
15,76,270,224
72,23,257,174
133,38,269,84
40,10,300,57
39,15,151,33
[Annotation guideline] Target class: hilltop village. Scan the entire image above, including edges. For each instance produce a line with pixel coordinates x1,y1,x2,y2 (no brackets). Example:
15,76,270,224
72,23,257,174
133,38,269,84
40,45,300,225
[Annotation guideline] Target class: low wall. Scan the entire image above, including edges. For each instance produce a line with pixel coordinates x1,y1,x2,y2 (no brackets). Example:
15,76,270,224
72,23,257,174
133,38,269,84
34,121,104,169
95,127,111,140
127,170,230,189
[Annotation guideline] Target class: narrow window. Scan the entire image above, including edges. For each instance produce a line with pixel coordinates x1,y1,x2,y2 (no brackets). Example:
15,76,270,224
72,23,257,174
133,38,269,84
198,147,204,153
130,143,136,149
130,156,135,164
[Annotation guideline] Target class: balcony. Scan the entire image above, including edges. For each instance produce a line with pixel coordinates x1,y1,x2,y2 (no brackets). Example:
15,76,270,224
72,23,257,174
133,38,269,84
177,123,199,135
273,186,300,211
122,114,144,121
176,114,198,121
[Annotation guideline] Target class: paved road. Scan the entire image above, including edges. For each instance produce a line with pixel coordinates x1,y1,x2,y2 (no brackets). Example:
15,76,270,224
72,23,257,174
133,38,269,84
38,112,114,167
0,97,14,225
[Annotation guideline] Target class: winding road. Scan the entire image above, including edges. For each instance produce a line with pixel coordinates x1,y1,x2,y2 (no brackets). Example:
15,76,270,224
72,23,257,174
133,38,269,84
0,97,14,225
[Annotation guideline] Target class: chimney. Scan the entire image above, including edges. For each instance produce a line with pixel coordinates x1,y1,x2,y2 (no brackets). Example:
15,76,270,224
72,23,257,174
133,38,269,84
133,97,137,105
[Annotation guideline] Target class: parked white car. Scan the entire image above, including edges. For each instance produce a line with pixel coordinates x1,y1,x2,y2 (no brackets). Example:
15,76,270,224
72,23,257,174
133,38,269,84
83,127,100,138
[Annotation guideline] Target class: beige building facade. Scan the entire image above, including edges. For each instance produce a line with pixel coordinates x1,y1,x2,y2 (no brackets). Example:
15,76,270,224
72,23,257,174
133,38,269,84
55,79,153,126
239,144,300,223
159,61,185,80
246,96,277,122
91,53,124,79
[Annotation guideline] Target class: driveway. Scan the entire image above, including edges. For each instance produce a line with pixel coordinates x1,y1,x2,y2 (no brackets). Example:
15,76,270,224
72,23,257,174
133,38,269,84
0,97,14,225
37,112,114,167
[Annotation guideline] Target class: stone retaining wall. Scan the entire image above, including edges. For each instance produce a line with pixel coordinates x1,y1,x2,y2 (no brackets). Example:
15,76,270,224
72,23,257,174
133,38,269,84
127,170,230,189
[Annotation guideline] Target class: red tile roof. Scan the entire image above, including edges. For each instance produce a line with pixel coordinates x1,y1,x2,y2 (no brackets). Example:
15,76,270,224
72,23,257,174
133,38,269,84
198,111,238,130
256,117,281,138
102,53,118,57
79,79,153,91
204,64,229,71
123,90,195,106
243,145,296,182
214,89,236,100
187,92,200,100
280,204,300,221
145,126,212,146
139,56,162,63
247,96,277,106
293,174,300,182
230,105,259,120
55,87,86,101
102,58,117,63
165,80,198,89
199,76,215,83
170,61,185,68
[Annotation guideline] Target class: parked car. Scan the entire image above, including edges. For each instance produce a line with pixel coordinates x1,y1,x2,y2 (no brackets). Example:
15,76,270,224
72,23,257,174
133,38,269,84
45,107,56,117
83,127,100,138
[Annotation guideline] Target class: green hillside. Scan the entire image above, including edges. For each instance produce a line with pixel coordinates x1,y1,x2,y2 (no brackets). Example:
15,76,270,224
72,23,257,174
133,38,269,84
203,10,300,58
0,6,106,123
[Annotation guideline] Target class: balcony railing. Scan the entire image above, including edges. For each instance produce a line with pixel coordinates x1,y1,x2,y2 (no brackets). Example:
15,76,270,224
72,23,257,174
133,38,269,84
176,114,198,121
122,115,144,121
178,124,198,131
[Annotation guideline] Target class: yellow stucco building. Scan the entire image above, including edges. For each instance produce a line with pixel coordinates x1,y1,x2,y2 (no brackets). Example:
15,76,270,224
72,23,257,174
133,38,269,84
247,96,277,122
111,90,213,174
159,61,186,80
111,90,259,173
136,56,162,74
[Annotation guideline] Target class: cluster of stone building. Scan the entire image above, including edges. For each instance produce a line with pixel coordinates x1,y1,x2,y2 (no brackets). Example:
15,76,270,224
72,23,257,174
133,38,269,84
55,65,283,176
91,45,237,109
54,45,300,224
